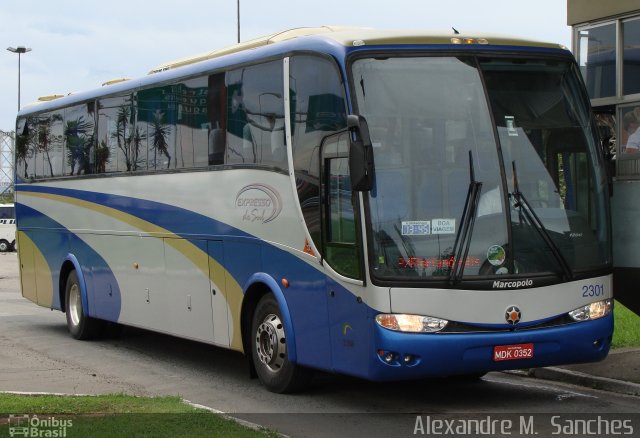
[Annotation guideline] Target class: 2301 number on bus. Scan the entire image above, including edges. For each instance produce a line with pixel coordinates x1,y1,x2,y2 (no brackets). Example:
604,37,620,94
493,343,534,361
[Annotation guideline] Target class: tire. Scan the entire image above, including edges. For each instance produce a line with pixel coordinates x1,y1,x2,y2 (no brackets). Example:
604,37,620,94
0,240,9,253
10,240,16,252
65,270,103,340
251,294,313,393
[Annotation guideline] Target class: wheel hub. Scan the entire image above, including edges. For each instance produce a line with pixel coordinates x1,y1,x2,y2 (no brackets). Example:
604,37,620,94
255,313,286,372
68,284,82,327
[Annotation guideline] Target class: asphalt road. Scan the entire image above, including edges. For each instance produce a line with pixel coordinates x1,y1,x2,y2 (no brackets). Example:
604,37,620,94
1,252,638,437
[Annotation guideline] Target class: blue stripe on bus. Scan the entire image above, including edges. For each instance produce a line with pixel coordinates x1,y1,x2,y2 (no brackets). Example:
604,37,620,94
17,185,253,240
16,203,122,321
15,185,289,301
15,185,349,370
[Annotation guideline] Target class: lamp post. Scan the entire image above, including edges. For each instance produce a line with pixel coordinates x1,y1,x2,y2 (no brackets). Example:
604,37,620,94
237,0,240,43
6,46,32,111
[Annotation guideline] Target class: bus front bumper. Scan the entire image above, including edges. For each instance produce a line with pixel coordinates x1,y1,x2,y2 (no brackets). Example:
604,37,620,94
365,313,613,381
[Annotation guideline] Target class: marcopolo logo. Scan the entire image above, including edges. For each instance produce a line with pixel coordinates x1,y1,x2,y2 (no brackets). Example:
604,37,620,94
492,279,533,289
235,184,282,224
505,305,522,325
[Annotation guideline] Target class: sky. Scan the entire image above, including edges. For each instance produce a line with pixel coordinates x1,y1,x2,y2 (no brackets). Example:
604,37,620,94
0,0,572,132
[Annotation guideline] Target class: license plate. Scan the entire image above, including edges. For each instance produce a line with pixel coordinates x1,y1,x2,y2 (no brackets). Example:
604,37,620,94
493,343,534,361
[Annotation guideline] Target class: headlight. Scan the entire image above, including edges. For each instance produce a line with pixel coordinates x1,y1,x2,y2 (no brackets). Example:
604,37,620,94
568,299,612,322
375,314,448,333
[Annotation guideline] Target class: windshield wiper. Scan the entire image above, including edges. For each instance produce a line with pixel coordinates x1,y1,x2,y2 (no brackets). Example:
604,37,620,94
449,151,482,284
510,161,573,281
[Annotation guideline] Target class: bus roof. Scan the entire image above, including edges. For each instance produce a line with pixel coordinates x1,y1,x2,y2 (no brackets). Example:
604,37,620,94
17,26,568,118
148,25,358,74
149,26,566,74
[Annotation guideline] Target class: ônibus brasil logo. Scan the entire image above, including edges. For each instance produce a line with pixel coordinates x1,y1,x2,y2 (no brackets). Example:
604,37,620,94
235,184,282,224
8,414,73,437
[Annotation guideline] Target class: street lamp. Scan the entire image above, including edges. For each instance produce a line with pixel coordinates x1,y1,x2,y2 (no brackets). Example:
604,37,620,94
237,0,240,43
6,46,32,111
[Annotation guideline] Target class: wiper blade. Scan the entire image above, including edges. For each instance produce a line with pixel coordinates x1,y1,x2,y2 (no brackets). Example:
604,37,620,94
449,151,482,284
511,161,573,281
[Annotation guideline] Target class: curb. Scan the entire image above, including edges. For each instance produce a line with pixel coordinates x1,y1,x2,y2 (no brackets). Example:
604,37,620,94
529,367,640,397
183,399,286,436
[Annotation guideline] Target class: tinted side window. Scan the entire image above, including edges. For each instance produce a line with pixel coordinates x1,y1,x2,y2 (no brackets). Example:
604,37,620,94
0,206,14,219
64,103,95,176
207,72,226,165
98,94,137,172
323,134,361,279
290,55,347,249
226,60,286,169
174,76,209,168
137,85,176,170
15,117,31,180
29,110,64,179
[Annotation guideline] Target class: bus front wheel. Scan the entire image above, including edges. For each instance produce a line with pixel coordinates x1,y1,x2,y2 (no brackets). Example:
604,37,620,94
0,239,10,252
251,294,313,393
65,270,103,340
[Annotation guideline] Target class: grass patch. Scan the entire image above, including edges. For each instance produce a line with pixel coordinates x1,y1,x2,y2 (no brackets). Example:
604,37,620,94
612,300,640,349
0,393,278,437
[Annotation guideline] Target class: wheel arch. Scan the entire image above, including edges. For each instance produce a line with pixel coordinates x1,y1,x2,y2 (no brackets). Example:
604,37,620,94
241,273,297,364
59,254,89,316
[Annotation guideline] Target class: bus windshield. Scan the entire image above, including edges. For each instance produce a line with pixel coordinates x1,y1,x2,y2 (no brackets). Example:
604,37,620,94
351,55,611,281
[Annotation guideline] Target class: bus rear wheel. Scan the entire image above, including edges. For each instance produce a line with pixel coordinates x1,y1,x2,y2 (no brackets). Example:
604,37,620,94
0,239,9,252
251,294,313,393
65,270,103,340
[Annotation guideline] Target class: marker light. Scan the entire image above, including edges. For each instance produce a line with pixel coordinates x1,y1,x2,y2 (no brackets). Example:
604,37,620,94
375,314,448,333
568,299,612,322
450,37,489,45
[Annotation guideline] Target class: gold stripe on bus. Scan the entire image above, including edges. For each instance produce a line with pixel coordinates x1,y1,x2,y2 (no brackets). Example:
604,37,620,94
17,230,53,308
21,191,244,351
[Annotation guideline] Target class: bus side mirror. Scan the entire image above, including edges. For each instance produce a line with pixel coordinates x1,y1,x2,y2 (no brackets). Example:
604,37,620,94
347,114,374,191
598,125,614,160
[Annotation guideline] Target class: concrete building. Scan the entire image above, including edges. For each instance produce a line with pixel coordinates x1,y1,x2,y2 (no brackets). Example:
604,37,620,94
568,0,640,314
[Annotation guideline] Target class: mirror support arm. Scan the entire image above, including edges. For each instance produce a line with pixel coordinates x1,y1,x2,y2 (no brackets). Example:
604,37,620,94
347,114,374,191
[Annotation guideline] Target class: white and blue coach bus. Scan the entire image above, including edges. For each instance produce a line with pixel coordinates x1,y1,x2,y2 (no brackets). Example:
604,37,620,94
15,27,613,392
